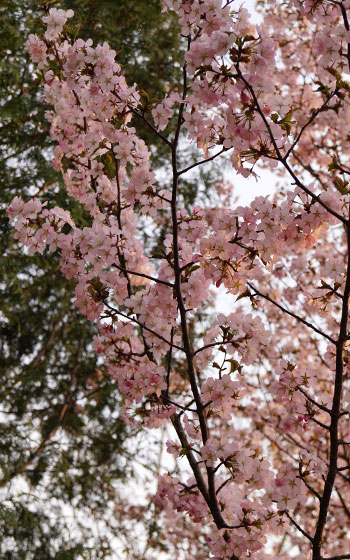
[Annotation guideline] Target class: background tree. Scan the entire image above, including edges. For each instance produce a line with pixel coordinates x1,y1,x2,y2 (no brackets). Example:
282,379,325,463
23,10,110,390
0,1,188,558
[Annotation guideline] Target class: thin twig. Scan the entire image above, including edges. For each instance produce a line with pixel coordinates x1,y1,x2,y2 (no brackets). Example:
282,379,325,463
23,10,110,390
284,510,314,543
178,147,228,176
112,263,174,287
248,282,336,344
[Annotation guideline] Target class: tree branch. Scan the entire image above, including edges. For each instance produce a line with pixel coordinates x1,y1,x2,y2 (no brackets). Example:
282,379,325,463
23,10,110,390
312,220,350,559
112,262,174,287
284,510,314,543
247,282,336,344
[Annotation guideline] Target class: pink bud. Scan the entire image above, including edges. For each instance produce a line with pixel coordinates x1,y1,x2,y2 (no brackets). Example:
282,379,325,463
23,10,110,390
241,90,250,104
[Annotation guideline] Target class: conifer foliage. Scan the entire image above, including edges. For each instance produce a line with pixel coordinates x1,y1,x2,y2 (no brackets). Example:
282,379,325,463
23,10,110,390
1,1,183,558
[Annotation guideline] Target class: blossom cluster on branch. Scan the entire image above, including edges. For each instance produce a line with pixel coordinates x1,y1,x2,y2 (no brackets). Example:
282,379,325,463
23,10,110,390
8,1,350,558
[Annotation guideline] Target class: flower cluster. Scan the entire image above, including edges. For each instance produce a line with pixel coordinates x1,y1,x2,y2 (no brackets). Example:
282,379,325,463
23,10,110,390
9,1,350,558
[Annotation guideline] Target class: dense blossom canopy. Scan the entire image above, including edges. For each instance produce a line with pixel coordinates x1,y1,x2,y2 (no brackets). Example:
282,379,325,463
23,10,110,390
8,0,350,558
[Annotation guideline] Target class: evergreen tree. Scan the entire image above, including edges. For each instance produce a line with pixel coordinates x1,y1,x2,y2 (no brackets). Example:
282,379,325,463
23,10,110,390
0,1,184,557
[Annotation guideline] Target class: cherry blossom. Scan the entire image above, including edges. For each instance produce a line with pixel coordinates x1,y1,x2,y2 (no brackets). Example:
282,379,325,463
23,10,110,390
8,1,350,558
